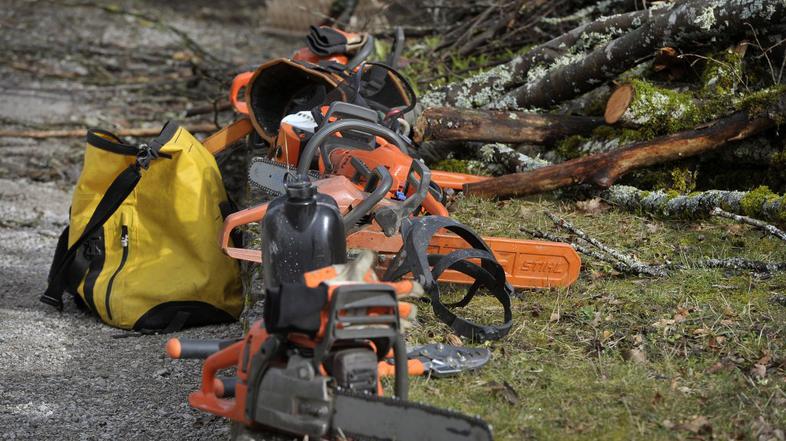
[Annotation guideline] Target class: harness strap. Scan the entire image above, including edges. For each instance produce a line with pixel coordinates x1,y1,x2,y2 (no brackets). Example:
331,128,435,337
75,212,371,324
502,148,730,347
382,216,515,343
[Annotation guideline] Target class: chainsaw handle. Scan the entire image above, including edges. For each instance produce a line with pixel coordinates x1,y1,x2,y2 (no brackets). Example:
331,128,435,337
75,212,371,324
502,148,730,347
166,338,240,359
297,118,410,176
378,359,426,377
229,71,254,115
342,165,393,231
219,203,268,263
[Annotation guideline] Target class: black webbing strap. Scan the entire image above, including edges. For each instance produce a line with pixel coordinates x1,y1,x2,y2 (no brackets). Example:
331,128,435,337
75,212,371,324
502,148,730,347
41,164,142,309
41,123,175,309
382,216,515,343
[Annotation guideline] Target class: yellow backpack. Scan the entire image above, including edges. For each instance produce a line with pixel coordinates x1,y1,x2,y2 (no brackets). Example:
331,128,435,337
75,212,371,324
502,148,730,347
42,121,248,331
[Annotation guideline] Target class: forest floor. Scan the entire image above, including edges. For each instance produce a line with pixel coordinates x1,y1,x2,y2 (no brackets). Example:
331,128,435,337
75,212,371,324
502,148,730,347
0,1,784,441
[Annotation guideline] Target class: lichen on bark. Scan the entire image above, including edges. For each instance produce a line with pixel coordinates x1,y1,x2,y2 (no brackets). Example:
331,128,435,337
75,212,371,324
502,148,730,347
603,184,786,222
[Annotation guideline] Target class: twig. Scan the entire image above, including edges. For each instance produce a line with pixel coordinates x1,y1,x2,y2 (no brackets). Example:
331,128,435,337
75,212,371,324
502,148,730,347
521,227,636,274
0,123,219,140
688,258,786,273
545,211,667,277
711,207,786,242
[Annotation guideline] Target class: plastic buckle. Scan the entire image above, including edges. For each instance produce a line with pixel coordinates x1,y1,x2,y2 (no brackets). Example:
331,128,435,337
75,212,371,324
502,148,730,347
135,143,158,170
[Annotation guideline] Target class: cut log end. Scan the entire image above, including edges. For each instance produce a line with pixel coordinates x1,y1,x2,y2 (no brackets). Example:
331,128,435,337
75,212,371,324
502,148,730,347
604,83,634,124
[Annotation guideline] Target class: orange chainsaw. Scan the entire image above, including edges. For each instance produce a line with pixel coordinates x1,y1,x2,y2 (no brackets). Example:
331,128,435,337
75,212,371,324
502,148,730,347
166,189,494,439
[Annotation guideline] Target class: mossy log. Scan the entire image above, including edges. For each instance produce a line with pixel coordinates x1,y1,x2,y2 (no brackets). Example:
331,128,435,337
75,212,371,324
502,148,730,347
602,185,786,223
463,94,786,198
503,0,786,109
413,107,603,144
604,81,700,130
426,9,661,109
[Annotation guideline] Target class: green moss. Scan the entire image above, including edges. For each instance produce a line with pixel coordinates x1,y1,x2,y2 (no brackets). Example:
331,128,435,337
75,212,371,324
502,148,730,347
618,128,654,143
739,185,779,216
669,167,697,194
736,84,786,116
432,158,472,174
665,189,680,199
591,125,618,140
625,80,703,135
556,134,588,159
700,48,745,99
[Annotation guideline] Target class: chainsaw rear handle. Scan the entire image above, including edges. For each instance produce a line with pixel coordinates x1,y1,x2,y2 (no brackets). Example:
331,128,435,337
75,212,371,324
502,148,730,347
166,338,240,359
297,118,410,176
212,377,237,398
229,71,254,115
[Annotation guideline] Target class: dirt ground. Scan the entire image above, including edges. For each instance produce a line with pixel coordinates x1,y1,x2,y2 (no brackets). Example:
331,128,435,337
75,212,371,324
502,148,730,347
0,1,297,439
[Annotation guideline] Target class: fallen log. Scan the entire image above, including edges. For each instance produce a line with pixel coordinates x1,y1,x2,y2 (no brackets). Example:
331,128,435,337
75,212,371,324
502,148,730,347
503,0,786,109
431,8,663,109
464,94,786,198
0,123,219,139
602,185,786,224
413,107,603,144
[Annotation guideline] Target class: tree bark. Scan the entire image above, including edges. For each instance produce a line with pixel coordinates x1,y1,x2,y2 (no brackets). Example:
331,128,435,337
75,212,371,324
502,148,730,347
413,107,603,144
602,185,786,224
504,0,786,109
425,8,661,109
464,95,786,198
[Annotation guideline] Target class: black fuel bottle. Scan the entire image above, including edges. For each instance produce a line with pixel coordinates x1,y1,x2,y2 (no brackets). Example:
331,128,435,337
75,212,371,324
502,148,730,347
261,178,347,289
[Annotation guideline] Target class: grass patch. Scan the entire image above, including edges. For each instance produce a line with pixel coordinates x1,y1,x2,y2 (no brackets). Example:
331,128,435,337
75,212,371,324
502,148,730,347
389,196,786,440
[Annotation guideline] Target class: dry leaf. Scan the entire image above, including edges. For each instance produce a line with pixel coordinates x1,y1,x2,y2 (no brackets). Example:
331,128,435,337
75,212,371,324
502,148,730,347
632,334,644,345
693,328,709,337
706,361,728,374
486,381,519,405
549,311,561,322
751,363,767,379
673,306,689,322
445,333,463,347
601,330,614,342
708,335,726,349
646,223,660,234
575,198,608,215
661,419,675,429
677,415,712,434
625,348,648,364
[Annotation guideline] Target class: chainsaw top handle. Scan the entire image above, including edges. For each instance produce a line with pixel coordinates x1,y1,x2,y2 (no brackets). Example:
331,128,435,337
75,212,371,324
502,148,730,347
342,165,393,231
297,117,410,176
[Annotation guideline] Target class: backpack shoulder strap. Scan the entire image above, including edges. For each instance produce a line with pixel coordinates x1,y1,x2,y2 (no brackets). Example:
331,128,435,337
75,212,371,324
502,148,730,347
41,125,173,309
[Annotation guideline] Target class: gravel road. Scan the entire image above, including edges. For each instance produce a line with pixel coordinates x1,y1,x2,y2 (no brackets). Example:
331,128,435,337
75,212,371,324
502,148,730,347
0,1,297,439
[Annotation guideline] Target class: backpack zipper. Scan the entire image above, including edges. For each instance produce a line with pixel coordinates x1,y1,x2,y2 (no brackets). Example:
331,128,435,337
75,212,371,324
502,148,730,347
105,226,129,321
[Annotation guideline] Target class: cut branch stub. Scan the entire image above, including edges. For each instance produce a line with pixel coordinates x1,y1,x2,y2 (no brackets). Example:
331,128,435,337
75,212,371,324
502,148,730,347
604,83,634,124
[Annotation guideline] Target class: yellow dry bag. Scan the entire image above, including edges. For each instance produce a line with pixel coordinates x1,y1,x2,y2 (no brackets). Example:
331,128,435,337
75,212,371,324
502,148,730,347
42,122,243,331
